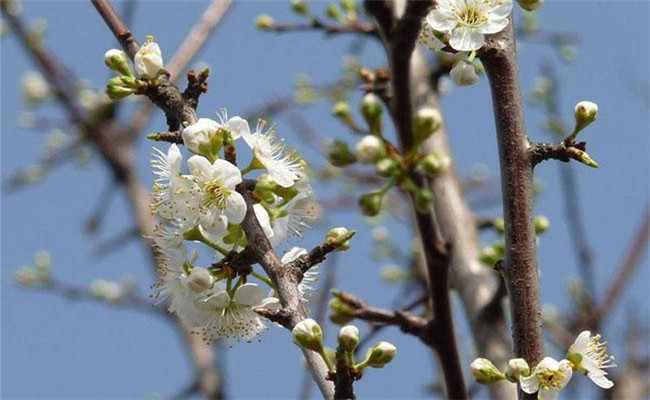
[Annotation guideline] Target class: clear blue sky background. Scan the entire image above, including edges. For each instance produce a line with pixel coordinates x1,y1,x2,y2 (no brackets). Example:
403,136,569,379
1,1,648,399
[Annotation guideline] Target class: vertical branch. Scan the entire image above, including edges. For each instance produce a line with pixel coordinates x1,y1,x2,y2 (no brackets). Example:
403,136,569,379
480,16,544,398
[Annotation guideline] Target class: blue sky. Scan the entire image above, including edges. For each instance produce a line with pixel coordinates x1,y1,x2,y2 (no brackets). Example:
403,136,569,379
1,1,648,399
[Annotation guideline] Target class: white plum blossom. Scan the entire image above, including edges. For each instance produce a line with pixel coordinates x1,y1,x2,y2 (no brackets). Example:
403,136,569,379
520,357,573,400
134,36,164,79
269,175,319,246
215,108,251,141
243,120,302,188
281,247,320,300
182,118,221,154
567,331,616,389
426,0,513,51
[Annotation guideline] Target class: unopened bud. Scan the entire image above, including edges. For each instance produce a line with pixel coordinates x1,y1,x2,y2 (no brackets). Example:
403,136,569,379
290,0,309,15
329,297,355,324
355,135,385,164
326,4,343,20
494,217,505,234
360,93,383,132
182,118,221,155
332,101,351,119
340,0,357,12
376,158,399,178
292,319,324,352
450,61,479,87
364,341,396,368
576,150,599,168
106,75,137,100
326,227,355,251
134,35,164,79
414,107,442,143
414,188,434,214
187,267,214,292
517,0,544,11
573,101,598,136
505,358,530,382
21,71,50,104
327,140,357,167
338,325,360,352
534,215,550,234
255,14,275,30
104,48,133,77
359,191,384,217
418,153,450,177
471,358,506,384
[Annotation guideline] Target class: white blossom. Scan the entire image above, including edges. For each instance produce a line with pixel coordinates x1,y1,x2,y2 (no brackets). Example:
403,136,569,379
134,36,164,79
182,118,221,154
242,120,302,188
567,331,616,389
269,175,319,246
426,0,512,51
281,247,320,300
520,357,573,400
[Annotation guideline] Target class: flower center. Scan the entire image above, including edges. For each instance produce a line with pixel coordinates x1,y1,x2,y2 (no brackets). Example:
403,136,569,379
202,179,230,210
458,6,487,26
538,368,568,389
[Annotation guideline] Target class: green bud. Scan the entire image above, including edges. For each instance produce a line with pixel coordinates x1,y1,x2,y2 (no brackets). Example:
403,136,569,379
326,4,343,21
359,191,384,217
104,49,133,77
106,75,137,100
363,341,396,368
332,101,351,119
329,297,356,325
355,135,385,164
505,358,530,382
494,217,505,234
360,93,383,133
576,150,599,168
375,158,399,178
534,215,550,234
327,140,357,167
517,0,544,11
414,188,434,214
337,325,360,353
340,0,357,12
326,227,356,251
479,246,500,267
572,101,598,137
290,0,309,15
418,153,450,177
414,107,443,144
255,14,274,30
292,319,324,352
471,358,506,384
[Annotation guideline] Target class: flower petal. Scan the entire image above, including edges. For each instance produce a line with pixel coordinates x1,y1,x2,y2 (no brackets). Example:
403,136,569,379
588,371,614,389
519,374,539,394
224,191,247,224
426,11,456,32
233,283,265,306
188,155,214,180
449,27,484,51
211,159,242,187
225,116,250,140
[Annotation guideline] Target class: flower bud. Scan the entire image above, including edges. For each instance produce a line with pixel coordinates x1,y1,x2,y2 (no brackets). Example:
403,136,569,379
329,297,356,325
517,0,544,11
479,245,500,267
332,101,351,120
358,191,384,217
534,215,550,234
450,61,479,86
576,150,599,168
494,217,505,234
255,14,275,30
418,153,450,177
355,135,385,164
340,0,357,12
338,325,360,352
292,318,324,352
106,75,138,100
90,279,124,304
134,35,164,79
187,267,214,292
505,358,530,382
21,71,50,104
471,358,506,384
414,107,442,144
104,49,133,77
290,0,309,15
360,93,383,131
182,118,220,154
327,140,357,167
376,158,399,178
326,4,343,20
365,341,396,368
573,101,598,136
326,227,355,251
414,188,434,214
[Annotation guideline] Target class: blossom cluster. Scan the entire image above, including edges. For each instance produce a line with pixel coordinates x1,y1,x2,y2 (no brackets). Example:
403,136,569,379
471,330,616,400
104,38,323,344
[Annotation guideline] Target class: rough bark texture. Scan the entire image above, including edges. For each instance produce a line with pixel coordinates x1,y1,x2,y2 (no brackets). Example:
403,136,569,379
480,17,545,399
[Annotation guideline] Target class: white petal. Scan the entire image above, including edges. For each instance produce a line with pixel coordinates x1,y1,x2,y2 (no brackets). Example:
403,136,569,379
573,330,591,352
188,155,214,180
539,387,559,400
225,116,250,140
167,144,182,173
254,204,274,239
480,14,510,34
203,290,230,309
211,159,242,187
259,297,281,310
538,357,560,371
588,371,614,389
520,374,539,394
233,283,265,306
426,11,456,32
224,191,247,224
281,247,308,263
449,27,484,51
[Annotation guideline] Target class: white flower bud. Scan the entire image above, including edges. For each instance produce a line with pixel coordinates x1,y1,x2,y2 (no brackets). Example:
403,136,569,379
573,101,598,136
90,279,124,303
505,358,530,382
355,135,384,164
187,267,214,292
360,93,383,130
182,118,220,154
134,36,164,79
104,49,133,77
471,358,506,384
365,341,396,368
21,71,50,104
292,318,324,352
338,325,360,352
450,61,479,87
414,107,442,143
326,227,355,251
255,14,274,30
